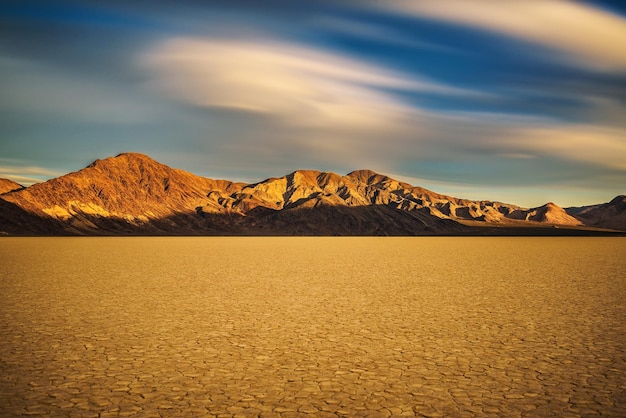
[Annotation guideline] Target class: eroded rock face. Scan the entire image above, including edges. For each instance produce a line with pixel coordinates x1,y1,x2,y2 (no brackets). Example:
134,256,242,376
0,153,623,235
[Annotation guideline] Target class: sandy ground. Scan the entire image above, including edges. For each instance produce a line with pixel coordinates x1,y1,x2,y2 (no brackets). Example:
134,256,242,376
0,237,624,417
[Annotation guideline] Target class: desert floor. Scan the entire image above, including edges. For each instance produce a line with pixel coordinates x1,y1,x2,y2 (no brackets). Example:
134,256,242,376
1,237,625,417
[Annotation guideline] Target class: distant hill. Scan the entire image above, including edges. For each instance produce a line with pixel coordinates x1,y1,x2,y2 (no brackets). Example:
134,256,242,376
0,153,623,235
567,196,626,231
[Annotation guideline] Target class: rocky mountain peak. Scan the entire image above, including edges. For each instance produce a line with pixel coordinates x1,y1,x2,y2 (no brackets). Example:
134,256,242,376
521,202,582,226
87,152,173,178
1,153,239,225
346,169,383,184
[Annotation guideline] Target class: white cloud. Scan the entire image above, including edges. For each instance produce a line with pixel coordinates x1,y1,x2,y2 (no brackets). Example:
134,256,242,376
505,125,626,171
420,111,626,171
140,37,479,130
384,0,626,71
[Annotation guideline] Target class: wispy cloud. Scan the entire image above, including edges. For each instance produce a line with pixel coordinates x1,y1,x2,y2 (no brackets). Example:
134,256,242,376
141,37,479,129
0,163,63,186
383,0,626,71
504,125,626,171
138,36,505,177
416,110,626,171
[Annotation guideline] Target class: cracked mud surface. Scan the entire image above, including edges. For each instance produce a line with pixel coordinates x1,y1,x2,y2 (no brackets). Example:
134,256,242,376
1,237,625,417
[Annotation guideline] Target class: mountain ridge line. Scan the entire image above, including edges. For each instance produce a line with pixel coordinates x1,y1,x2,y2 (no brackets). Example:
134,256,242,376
0,152,624,235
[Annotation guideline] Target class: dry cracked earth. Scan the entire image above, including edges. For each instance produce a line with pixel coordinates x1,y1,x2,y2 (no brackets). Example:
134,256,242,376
1,237,625,417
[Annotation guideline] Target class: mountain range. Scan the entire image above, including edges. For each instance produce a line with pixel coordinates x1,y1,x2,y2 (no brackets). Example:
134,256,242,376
0,153,624,235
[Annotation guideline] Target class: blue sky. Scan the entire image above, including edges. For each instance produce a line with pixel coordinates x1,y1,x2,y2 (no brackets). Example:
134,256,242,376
1,0,625,207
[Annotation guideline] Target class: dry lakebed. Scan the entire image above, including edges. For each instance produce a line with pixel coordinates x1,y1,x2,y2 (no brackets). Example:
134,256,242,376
1,237,624,417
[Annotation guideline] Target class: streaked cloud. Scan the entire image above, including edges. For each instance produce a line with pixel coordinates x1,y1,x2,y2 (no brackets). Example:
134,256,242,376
0,163,64,186
421,110,626,170
504,125,626,171
138,36,514,178
141,37,479,129
384,0,626,71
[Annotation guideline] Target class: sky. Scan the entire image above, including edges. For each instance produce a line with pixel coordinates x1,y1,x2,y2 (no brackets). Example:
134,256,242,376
1,0,625,208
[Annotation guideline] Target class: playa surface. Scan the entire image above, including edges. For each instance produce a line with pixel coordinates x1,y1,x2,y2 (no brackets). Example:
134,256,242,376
1,237,625,417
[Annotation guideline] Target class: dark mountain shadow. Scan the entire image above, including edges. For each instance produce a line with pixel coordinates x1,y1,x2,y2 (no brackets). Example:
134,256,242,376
235,205,466,236
4,203,623,236
1,204,465,236
0,199,67,235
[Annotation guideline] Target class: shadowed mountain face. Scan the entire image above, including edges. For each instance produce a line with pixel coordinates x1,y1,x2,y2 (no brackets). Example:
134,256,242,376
567,196,626,231
0,153,623,235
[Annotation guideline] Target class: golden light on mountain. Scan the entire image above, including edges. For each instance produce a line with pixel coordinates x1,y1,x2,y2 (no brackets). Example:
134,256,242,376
0,153,623,235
